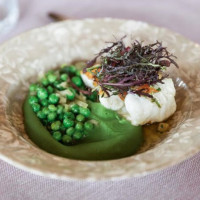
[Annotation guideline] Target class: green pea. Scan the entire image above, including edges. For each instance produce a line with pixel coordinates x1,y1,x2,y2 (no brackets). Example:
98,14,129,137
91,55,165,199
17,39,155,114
60,74,68,81
47,74,57,83
68,66,77,74
53,80,65,91
51,121,61,131
71,76,83,87
63,118,74,128
57,105,64,114
58,113,64,121
36,86,41,92
48,104,57,112
59,65,68,74
48,93,59,104
37,88,48,100
63,112,75,120
75,122,83,131
47,86,54,94
29,84,38,92
41,99,49,107
70,104,79,114
66,93,75,101
75,70,81,77
87,91,98,102
60,65,76,75
28,96,39,105
79,107,90,117
52,131,62,141
42,107,49,115
47,112,57,122
32,103,41,113
73,131,82,140
62,135,72,144
66,88,76,101
37,111,46,119
60,124,66,133
66,127,75,136
76,114,85,122
41,78,49,86
84,121,94,131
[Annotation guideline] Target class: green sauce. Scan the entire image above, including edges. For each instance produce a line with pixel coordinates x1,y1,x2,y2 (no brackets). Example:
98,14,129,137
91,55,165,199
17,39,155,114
23,97,143,160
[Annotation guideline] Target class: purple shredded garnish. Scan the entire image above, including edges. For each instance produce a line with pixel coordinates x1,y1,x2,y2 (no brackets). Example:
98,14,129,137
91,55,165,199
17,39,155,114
83,37,179,98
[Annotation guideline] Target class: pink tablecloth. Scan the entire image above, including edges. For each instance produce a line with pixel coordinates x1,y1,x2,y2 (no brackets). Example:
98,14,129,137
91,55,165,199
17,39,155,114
1,0,200,199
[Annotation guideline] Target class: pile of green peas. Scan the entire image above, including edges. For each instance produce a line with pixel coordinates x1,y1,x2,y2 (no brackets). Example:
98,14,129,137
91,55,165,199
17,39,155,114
28,64,97,145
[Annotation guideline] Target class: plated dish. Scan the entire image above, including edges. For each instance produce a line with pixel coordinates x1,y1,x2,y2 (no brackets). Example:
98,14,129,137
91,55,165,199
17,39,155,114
0,18,199,180
24,37,178,161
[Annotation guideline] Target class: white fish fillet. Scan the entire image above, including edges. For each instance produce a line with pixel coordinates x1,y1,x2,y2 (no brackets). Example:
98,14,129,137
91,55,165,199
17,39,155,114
81,73,95,89
99,94,124,111
124,79,176,125
81,74,176,126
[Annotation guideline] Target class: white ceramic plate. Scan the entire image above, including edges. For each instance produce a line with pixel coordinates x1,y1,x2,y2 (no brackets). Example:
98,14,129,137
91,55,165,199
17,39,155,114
0,18,199,181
